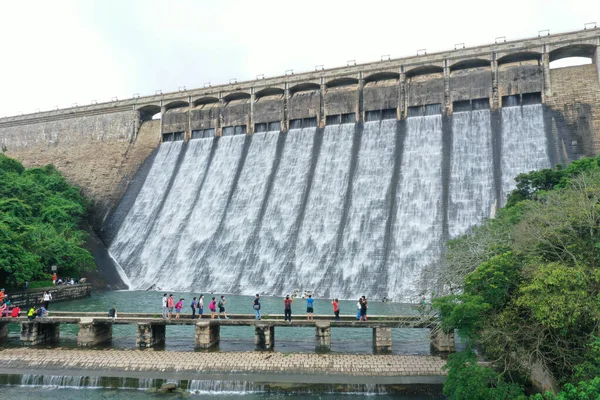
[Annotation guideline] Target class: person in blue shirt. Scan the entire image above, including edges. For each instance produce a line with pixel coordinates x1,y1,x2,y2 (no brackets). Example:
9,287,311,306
306,294,314,320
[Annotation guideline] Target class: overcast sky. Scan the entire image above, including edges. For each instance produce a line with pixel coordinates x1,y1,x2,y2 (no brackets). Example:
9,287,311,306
0,0,598,117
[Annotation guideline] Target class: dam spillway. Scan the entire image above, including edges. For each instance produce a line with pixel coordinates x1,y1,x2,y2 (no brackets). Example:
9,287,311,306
109,102,550,301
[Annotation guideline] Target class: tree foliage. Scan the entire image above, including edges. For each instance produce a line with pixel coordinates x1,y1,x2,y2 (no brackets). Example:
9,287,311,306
435,156,600,398
0,154,94,287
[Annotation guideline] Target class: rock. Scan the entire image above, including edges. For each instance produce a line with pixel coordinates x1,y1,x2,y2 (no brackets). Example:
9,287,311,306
159,382,177,392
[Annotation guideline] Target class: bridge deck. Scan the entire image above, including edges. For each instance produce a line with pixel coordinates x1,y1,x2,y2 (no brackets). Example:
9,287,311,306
1,312,437,328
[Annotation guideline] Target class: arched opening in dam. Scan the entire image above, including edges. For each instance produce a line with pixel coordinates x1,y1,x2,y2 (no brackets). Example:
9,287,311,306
138,105,161,121
549,44,596,69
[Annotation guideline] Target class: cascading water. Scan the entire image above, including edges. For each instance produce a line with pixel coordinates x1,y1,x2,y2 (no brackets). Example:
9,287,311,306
389,114,443,301
501,104,550,198
125,138,213,289
200,131,280,293
334,119,396,297
109,141,183,268
172,134,246,291
449,110,495,237
110,101,551,300
249,127,316,293
294,123,355,294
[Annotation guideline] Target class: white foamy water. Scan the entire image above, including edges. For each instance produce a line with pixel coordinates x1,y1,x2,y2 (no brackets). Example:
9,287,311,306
126,138,213,289
109,141,183,267
501,104,550,199
251,128,316,294
449,110,495,237
294,123,355,295
389,115,443,301
201,131,280,293
333,120,396,298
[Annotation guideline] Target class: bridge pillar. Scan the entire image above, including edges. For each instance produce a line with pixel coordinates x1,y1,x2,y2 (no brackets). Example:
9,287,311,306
195,321,220,349
315,322,331,352
20,321,60,345
430,329,455,352
491,55,499,111
595,45,600,84
542,45,552,100
160,106,166,141
283,83,289,132
399,69,407,120
0,321,8,342
255,324,275,350
372,327,392,353
319,78,326,128
443,60,451,116
78,318,112,347
249,88,255,134
358,72,364,123
136,323,166,348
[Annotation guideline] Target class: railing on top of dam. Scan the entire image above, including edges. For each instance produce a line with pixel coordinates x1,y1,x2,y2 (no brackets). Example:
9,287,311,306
0,26,598,125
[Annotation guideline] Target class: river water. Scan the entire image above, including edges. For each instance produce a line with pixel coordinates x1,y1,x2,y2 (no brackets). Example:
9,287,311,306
3,386,443,399
3,291,447,399
5,291,439,354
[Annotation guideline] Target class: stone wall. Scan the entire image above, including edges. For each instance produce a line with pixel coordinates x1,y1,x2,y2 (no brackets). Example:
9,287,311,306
546,64,600,158
0,113,160,226
7,284,92,308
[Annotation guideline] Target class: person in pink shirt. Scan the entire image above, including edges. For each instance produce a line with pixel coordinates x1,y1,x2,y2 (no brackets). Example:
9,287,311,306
209,297,216,319
174,298,184,320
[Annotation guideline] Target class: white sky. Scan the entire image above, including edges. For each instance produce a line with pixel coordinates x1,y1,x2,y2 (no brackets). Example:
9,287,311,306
0,0,598,117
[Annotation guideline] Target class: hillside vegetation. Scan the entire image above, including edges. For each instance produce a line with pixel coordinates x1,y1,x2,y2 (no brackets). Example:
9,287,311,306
435,156,600,399
0,154,94,287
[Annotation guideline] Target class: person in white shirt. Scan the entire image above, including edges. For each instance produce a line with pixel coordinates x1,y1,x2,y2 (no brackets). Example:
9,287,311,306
161,293,168,319
41,291,52,309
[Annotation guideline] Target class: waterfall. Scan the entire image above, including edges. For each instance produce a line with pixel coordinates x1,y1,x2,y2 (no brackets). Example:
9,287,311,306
109,102,551,300
449,110,495,237
109,141,183,269
200,131,280,293
501,104,550,198
334,120,396,297
294,123,355,294
389,115,443,301
125,138,213,288
250,127,316,294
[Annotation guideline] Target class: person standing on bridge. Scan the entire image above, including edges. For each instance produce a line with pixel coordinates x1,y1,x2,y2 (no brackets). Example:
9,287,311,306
253,294,261,320
162,293,168,319
175,298,184,319
332,298,340,321
198,294,204,319
209,297,216,319
217,295,230,319
191,297,197,319
167,294,174,320
41,290,52,310
306,294,314,320
284,295,292,322
360,296,368,321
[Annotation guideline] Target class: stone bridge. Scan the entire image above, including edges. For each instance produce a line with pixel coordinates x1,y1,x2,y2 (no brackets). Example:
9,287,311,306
0,312,454,353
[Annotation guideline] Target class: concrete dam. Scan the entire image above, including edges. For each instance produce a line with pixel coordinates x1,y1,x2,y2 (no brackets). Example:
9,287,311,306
2,28,600,300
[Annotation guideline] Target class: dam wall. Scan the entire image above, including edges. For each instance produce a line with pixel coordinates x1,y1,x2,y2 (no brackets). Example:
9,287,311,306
0,111,160,226
0,27,599,238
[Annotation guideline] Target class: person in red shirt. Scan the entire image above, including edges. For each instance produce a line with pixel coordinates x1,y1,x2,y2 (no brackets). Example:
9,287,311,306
11,306,21,317
52,273,57,286
283,295,293,322
167,294,174,320
332,298,340,321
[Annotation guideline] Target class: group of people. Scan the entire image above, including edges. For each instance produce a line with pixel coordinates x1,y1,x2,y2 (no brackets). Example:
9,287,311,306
0,288,51,319
158,292,368,322
52,273,85,286
161,293,232,320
